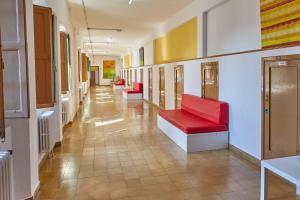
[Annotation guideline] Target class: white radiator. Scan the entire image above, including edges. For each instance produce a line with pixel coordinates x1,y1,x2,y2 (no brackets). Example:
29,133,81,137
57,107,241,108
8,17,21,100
62,98,70,125
38,111,55,153
0,151,11,200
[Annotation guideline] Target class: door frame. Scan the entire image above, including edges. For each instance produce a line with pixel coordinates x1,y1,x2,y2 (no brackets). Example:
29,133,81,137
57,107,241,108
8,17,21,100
201,61,219,100
262,54,300,159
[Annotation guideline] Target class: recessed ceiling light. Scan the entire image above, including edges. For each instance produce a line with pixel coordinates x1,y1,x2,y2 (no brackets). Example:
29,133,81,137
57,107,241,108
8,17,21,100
129,0,133,5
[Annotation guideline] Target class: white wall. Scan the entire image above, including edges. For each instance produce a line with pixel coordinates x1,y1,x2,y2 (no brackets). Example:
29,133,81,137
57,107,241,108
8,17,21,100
206,0,261,55
92,55,122,85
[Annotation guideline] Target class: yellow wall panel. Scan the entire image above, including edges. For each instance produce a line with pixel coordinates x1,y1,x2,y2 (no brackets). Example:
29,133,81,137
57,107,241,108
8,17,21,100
123,54,132,68
154,17,198,64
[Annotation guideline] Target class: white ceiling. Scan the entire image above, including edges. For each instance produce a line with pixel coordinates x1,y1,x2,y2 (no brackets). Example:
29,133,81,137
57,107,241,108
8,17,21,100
67,0,194,56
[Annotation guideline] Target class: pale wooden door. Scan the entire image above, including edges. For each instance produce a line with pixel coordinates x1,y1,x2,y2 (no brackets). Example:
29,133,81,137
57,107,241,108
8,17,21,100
202,62,218,100
148,68,153,102
159,67,165,109
175,66,184,109
0,0,29,118
263,55,300,159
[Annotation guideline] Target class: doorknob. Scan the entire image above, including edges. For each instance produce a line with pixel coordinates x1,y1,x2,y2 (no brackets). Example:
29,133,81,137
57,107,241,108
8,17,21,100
264,108,269,116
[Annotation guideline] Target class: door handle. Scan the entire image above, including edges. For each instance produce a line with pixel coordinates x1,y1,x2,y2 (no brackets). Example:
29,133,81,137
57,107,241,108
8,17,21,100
264,108,269,116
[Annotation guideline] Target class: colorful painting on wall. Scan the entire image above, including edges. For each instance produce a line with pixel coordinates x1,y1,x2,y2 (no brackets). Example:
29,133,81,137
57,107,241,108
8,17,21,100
260,0,300,48
139,47,144,66
103,60,116,79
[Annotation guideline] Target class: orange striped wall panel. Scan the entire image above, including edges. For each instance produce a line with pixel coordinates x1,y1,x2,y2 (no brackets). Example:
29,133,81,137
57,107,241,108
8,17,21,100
260,0,300,48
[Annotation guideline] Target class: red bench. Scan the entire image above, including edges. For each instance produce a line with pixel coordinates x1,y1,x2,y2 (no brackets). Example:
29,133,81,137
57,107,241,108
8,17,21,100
123,82,143,100
113,79,126,90
157,94,229,152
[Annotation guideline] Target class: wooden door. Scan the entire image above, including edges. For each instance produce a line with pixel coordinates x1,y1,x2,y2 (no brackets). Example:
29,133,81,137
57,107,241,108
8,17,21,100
175,66,184,109
263,55,300,159
34,5,54,108
0,29,5,141
90,71,96,86
140,69,143,83
81,53,88,81
60,32,68,93
129,70,132,86
159,67,165,109
134,69,137,82
126,70,130,86
148,68,153,102
202,62,218,100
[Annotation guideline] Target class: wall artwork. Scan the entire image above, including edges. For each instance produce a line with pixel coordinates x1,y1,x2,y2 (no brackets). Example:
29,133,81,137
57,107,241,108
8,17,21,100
139,47,144,66
260,0,300,48
103,60,116,79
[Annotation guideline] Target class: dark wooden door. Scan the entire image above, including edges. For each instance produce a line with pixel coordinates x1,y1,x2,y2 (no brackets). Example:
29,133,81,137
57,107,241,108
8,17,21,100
0,29,5,142
90,71,96,86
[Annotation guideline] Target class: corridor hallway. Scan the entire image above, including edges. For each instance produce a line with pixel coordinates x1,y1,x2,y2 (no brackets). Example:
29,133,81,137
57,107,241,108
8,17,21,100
37,87,296,200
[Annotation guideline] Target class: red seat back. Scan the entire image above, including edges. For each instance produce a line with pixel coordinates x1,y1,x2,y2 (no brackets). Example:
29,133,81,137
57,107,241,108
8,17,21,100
120,79,125,85
133,82,143,92
181,94,228,125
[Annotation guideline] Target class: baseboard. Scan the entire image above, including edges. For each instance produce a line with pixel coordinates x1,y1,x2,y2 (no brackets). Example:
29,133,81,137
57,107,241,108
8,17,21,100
144,99,160,109
229,144,260,166
25,182,40,200
55,141,62,147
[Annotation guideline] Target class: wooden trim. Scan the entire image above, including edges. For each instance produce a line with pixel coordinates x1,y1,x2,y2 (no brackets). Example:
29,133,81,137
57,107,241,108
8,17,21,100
23,0,31,118
123,45,300,69
229,144,260,166
36,103,55,109
0,28,5,140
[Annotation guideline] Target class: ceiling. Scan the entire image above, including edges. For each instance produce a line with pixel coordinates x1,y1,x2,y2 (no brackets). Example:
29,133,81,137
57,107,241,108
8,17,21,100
67,0,194,57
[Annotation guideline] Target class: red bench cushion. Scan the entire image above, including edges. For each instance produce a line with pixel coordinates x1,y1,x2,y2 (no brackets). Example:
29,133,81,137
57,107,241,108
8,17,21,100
181,94,228,126
115,79,125,86
133,82,143,92
124,82,143,94
159,109,228,134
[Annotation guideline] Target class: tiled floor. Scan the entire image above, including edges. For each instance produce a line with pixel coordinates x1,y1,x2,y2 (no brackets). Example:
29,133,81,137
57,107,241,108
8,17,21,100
37,86,299,200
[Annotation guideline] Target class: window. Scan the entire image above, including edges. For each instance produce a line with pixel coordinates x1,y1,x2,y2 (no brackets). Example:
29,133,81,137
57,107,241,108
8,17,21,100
34,5,54,108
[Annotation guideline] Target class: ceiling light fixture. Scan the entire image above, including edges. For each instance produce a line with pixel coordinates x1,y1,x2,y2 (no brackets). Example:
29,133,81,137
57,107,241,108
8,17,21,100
129,0,133,5
88,27,122,32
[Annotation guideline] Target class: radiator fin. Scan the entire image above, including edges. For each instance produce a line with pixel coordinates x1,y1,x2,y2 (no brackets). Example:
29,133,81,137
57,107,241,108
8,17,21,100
0,152,11,200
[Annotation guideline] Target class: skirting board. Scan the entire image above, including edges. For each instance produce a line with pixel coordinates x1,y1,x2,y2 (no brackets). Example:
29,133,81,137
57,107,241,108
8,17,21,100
122,91,143,100
157,115,229,152
229,144,260,166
